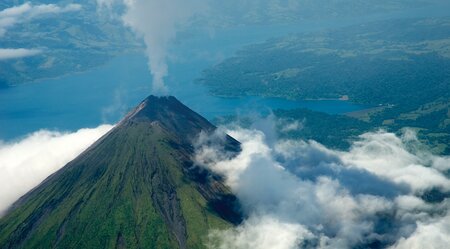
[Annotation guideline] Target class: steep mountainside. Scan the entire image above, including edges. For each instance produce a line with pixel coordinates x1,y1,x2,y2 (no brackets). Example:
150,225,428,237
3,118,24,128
0,96,242,249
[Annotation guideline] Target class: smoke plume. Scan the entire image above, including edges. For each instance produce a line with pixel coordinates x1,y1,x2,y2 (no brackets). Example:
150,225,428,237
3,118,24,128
120,0,205,94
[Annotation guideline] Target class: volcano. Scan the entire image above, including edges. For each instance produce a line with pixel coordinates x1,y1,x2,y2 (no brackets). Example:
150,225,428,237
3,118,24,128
0,96,242,249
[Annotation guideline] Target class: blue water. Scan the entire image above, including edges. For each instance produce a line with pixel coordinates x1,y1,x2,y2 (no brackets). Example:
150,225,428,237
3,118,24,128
3,4,449,141
0,53,367,140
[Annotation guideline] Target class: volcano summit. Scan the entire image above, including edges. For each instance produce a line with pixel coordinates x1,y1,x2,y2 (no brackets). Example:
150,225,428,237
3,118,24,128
0,96,242,249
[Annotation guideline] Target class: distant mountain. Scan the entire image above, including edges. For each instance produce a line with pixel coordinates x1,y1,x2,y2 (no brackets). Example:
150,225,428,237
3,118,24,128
0,96,242,249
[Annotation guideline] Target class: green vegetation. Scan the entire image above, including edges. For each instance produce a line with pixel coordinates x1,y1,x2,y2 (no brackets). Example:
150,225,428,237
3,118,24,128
0,96,241,249
275,109,372,150
0,0,141,86
199,18,450,106
206,1,442,27
371,98,450,154
201,17,450,154
215,103,449,154
214,109,372,151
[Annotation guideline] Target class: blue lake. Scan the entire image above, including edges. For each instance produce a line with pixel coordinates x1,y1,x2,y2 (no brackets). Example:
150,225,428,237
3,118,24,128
0,53,369,140
6,2,450,141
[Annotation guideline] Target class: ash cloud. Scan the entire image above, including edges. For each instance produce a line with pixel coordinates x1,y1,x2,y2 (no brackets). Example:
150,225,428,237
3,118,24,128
195,124,450,248
0,125,113,216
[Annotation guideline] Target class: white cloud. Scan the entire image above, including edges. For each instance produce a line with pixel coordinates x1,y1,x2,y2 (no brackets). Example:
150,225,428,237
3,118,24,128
389,213,450,249
280,119,303,132
196,127,450,248
121,0,206,94
0,110,448,248
430,155,450,172
0,48,42,60
207,216,313,249
0,2,82,37
341,131,450,193
0,125,113,216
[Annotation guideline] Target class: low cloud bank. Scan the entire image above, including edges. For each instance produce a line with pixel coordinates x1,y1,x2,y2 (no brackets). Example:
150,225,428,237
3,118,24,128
195,125,450,249
0,48,42,60
0,2,82,37
0,2,82,61
0,125,113,216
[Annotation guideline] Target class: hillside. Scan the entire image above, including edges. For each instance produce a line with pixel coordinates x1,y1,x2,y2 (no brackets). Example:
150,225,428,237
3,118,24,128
0,96,242,249
199,17,450,154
